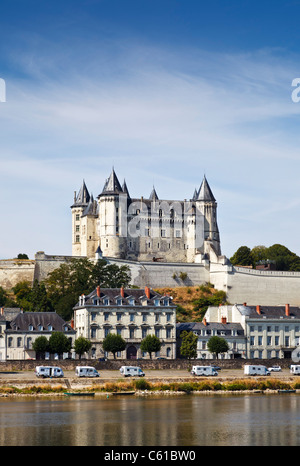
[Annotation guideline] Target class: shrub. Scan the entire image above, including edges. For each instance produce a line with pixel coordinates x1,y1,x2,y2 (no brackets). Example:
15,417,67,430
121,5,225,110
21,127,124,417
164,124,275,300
134,378,151,391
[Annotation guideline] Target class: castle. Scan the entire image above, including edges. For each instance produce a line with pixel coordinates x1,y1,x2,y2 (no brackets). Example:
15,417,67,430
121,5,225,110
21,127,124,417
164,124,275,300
71,168,221,263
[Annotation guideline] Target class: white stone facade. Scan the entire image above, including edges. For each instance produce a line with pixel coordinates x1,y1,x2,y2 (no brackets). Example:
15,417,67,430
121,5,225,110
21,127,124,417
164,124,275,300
71,169,221,263
73,286,177,359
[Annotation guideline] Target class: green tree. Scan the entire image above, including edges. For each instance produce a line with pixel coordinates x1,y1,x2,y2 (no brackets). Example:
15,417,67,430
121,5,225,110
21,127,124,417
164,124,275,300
230,246,254,267
179,330,197,363
74,336,92,359
102,333,126,359
12,281,32,311
45,258,131,320
193,290,226,321
140,334,161,359
32,336,49,358
48,332,72,357
30,279,53,312
17,253,29,259
207,336,229,359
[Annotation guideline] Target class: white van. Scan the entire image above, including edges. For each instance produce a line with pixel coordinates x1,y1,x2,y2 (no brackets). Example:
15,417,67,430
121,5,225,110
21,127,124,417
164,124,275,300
290,365,300,374
120,366,145,377
75,366,100,377
191,366,218,376
244,365,270,376
35,366,64,378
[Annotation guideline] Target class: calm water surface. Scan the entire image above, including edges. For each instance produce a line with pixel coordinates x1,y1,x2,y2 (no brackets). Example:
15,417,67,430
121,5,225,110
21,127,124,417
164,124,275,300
0,394,299,446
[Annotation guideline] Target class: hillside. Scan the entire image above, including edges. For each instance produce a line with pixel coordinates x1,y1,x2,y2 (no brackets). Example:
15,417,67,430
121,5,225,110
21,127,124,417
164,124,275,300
154,284,227,323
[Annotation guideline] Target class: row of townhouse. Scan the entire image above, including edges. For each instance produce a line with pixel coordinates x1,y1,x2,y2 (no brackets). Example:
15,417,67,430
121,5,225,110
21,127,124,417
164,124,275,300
0,286,177,361
178,303,300,360
1,287,300,361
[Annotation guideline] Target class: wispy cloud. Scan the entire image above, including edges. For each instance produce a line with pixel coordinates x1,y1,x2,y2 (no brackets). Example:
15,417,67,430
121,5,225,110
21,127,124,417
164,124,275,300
1,38,300,258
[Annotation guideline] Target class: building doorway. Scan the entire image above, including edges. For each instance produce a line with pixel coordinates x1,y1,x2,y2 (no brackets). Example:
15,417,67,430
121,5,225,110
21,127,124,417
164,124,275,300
127,346,137,359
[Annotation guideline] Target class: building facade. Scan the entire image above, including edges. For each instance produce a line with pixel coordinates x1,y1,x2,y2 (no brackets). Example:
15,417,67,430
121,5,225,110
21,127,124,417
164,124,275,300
205,303,300,359
71,169,221,262
73,286,177,359
4,311,75,360
176,320,246,360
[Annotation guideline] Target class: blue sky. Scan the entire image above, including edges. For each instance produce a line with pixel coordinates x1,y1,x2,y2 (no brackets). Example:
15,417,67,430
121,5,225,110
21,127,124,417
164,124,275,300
1,0,300,260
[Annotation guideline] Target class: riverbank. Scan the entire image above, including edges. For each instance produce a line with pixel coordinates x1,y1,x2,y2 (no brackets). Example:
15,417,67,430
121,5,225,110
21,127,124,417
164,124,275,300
1,376,300,397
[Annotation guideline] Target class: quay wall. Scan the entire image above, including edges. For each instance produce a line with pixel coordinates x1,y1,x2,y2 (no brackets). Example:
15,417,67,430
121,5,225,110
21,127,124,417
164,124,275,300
0,358,293,372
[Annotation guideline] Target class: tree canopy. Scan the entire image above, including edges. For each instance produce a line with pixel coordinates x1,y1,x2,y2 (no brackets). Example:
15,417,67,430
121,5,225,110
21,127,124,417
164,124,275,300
207,336,229,359
140,334,161,359
102,333,126,359
230,243,300,271
179,330,197,361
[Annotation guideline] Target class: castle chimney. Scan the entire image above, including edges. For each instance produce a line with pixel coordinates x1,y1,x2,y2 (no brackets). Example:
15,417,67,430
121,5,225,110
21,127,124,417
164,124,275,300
70,318,74,329
243,302,247,306
120,287,124,298
145,286,151,299
203,317,207,326
285,304,290,316
221,316,227,324
256,305,261,315
96,286,100,297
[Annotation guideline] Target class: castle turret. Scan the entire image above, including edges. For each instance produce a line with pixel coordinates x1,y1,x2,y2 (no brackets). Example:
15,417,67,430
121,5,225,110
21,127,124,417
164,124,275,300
71,180,90,256
196,176,221,256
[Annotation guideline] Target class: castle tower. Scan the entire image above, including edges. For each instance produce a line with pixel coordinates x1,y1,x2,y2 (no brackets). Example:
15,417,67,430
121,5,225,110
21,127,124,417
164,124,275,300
195,175,221,256
71,180,90,256
97,168,129,259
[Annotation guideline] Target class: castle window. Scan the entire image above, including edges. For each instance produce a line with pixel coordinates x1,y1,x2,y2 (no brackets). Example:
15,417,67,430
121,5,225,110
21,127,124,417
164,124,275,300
75,235,80,243
76,225,80,232
175,230,181,238
76,214,80,221
161,229,166,237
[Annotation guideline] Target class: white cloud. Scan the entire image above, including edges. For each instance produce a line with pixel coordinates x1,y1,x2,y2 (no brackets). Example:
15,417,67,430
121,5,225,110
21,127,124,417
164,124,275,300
1,40,300,259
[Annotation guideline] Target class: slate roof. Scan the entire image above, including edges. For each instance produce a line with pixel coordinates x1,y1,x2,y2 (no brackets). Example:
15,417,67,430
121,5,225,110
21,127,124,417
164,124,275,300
237,305,300,319
73,180,90,206
197,175,216,202
176,321,244,337
7,312,75,333
74,287,176,308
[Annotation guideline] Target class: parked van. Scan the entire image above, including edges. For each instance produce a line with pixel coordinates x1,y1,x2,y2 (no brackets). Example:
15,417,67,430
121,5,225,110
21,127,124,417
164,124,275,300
35,366,64,378
120,366,145,377
290,365,300,374
244,365,270,376
191,366,218,376
75,366,100,377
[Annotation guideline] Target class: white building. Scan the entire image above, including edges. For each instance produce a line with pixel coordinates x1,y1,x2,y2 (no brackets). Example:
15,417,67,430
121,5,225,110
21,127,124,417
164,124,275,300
73,286,177,359
205,303,300,359
176,320,246,360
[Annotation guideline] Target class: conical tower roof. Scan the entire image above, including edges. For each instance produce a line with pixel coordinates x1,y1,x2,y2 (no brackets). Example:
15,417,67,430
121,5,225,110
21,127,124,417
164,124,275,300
102,168,123,194
149,186,159,201
74,180,90,205
197,176,216,202
122,179,130,197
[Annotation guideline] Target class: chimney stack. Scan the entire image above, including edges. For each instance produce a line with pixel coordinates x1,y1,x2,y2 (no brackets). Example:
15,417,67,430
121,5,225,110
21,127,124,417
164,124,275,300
120,287,124,298
221,316,227,324
145,286,151,299
256,305,261,315
203,317,207,326
285,304,290,316
70,318,74,329
96,286,100,297
243,302,247,306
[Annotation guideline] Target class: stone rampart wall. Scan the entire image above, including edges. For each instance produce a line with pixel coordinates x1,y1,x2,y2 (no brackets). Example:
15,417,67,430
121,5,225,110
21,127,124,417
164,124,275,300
0,259,35,288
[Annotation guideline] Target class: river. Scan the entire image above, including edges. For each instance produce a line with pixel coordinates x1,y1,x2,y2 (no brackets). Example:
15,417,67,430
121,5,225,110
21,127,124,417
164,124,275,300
0,393,299,446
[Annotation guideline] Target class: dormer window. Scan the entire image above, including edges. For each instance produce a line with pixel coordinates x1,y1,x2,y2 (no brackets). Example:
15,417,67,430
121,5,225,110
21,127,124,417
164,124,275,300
103,298,110,306
28,324,33,331
163,299,169,306
38,325,43,331
154,299,160,306
129,298,135,306
116,298,122,306
48,325,53,331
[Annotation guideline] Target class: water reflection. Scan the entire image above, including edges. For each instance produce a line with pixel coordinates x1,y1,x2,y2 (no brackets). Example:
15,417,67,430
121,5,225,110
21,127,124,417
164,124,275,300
0,394,299,446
